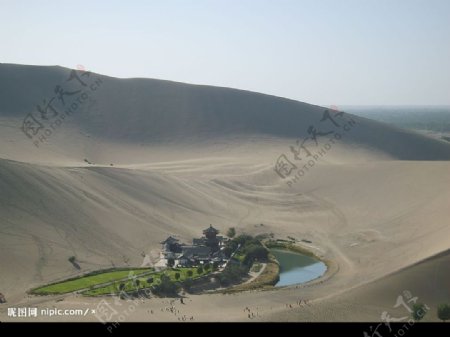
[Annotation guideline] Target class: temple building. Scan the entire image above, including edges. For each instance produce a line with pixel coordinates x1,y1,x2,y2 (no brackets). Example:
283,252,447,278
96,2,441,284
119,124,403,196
160,225,227,267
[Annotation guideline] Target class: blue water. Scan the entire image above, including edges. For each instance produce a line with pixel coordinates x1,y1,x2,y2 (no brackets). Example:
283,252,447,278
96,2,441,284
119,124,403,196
271,249,327,287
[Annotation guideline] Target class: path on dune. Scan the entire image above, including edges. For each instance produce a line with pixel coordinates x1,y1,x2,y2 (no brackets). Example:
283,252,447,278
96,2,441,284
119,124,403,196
308,193,356,272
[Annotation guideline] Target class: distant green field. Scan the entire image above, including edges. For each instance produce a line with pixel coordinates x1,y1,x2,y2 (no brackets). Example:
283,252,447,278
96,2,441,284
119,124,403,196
31,268,154,295
82,267,209,296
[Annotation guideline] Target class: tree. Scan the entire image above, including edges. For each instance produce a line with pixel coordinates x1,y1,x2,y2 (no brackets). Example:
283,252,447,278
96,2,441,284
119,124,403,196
68,256,76,263
412,303,427,321
222,246,233,258
234,234,254,246
243,245,269,265
197,266,204,275
224,234,255,255
217,264,247,286
187,270,193,277
151,274,178,297
167,258,175,267
437,304,450,322
226,227,236,238
204,264,211,271
119,283,125,291
175,272,181,280
146,277,154,285
135,279,140,288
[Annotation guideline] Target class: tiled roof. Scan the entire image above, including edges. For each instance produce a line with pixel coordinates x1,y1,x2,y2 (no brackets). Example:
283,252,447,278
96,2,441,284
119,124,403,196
181,245,211,258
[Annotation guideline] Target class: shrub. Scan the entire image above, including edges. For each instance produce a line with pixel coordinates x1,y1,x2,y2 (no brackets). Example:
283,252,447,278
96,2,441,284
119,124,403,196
174,273,181,280
187,270,193,277
197,266,204,275
411,303,428,321
437,304,450,322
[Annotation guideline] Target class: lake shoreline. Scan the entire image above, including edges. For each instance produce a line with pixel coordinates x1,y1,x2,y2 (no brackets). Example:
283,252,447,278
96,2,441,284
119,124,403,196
264,240,337,289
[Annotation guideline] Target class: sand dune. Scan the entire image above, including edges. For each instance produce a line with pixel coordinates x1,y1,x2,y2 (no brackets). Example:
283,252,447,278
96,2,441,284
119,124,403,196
0,64,449,321
1,63,450,163
266,250,450,322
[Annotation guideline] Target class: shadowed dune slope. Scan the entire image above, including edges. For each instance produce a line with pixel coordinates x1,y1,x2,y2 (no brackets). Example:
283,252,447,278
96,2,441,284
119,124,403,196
1,63,450,160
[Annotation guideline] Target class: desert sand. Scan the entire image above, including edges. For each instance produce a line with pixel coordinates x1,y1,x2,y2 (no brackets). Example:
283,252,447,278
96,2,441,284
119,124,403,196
0,64,449,322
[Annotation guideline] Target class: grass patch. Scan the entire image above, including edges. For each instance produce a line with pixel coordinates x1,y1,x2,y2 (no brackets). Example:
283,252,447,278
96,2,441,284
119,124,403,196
233,252,245,263
31,268,154,295
82,267,209,296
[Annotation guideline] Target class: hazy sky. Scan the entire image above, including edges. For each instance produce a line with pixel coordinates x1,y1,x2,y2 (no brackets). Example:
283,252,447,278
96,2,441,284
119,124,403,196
1,0,449,105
